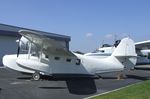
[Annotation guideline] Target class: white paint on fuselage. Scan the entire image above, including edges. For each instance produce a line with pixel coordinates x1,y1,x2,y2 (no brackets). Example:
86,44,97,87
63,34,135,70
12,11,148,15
15,53,124,75
84,47,115,59
3,53,124,76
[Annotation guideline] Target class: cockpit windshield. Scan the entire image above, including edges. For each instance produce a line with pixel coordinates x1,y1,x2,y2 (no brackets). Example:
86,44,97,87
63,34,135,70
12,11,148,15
18,37,40,57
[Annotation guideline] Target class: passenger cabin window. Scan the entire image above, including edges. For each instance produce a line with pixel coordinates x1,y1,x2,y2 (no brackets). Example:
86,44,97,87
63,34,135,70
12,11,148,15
31,52,37,56
148,53,150,59
76,59,81,65
100,50,105,53
54,57,60,60
66,58,71,62
45,55,49,59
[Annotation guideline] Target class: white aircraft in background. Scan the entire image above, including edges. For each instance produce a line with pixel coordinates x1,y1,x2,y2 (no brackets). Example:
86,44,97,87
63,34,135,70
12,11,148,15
3,30,137,80
135,41,150,69
85,40,150,69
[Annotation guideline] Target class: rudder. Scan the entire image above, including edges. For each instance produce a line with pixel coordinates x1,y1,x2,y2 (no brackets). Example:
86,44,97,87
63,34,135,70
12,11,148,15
111,37,137,70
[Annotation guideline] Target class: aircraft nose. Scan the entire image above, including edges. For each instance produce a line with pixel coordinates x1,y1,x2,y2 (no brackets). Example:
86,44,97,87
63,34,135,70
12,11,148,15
2,55,8,67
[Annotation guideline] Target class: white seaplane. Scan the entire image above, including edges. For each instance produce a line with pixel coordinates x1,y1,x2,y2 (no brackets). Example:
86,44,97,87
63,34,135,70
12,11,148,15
3,30,137,80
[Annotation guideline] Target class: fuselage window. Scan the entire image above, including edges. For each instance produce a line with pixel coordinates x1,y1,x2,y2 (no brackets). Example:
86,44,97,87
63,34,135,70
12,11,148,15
148,53,150,59
100,50,105,53
54,57,60,60
66,58,71,62
76,59,81,65
45,55,49,59
31,52,37,56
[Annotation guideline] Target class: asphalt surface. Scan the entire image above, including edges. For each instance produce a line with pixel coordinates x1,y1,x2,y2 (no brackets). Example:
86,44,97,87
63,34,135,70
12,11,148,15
0,67,150,99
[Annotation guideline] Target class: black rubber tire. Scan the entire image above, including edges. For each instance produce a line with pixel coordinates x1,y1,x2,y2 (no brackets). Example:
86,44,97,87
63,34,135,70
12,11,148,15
32,72,40,81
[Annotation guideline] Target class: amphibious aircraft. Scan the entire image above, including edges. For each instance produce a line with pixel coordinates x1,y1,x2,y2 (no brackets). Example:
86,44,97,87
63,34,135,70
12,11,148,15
85,40,150,69
3,30,137,80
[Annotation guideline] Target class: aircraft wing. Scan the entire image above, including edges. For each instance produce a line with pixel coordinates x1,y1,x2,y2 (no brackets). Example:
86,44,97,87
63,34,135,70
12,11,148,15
19,30,74,56
135,40,150,50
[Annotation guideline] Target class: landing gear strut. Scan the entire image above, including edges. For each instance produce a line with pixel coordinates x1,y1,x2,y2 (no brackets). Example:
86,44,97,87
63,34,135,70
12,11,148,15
117,71,124,80
32,72,40,81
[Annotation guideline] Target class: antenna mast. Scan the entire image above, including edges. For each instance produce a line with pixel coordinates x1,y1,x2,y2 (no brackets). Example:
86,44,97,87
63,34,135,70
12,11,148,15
114,34,117,42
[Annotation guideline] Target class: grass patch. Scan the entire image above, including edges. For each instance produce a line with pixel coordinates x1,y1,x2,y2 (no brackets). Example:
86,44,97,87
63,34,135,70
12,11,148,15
90,80,150,99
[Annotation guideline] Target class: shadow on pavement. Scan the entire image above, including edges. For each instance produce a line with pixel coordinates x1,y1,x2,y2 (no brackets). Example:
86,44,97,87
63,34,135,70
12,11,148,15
39,86,67,89
39,76,97,95
17,74,97,95
126,75,150,81
17,77,32,80
66,78,97,95
101,77,117,79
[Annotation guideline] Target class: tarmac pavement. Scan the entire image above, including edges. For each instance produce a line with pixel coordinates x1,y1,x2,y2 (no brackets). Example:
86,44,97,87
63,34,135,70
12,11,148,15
0,67,150,99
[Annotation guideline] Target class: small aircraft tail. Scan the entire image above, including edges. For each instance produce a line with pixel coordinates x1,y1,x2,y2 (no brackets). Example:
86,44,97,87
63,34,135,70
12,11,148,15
111,37,137,70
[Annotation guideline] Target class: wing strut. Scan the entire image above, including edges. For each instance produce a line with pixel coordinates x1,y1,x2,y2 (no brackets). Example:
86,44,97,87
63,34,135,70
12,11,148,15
28,42,32,59
39,40,44,62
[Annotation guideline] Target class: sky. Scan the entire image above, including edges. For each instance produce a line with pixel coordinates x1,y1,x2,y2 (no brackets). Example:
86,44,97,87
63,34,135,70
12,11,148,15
0,0,150,52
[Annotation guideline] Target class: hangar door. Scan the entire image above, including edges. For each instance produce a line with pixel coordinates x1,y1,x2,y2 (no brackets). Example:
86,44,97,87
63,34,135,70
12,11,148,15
0,36,18,66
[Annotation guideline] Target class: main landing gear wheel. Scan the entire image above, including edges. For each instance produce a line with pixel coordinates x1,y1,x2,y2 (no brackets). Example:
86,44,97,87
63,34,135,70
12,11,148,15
32,72,40,81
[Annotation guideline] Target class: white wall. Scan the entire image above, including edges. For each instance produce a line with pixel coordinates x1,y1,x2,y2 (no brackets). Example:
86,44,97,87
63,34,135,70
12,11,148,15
0,36,18,65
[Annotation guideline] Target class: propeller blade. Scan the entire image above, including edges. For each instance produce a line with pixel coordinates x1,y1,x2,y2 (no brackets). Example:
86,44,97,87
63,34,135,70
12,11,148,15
17,39,21,57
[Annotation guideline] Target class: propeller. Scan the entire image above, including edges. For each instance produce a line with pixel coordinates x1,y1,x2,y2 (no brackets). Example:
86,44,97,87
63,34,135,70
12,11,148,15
16,38,21,57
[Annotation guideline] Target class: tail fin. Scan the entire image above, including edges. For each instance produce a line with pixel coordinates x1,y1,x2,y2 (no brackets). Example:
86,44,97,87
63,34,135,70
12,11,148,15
112,38,137,57
111,37,137,70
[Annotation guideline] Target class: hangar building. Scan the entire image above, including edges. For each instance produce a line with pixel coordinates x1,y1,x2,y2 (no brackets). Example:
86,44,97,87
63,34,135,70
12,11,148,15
0,23,70,66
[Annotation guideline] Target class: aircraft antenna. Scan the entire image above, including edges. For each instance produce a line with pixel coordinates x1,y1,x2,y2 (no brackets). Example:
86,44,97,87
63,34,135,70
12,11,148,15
114,34,117,42
100,39,104,48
